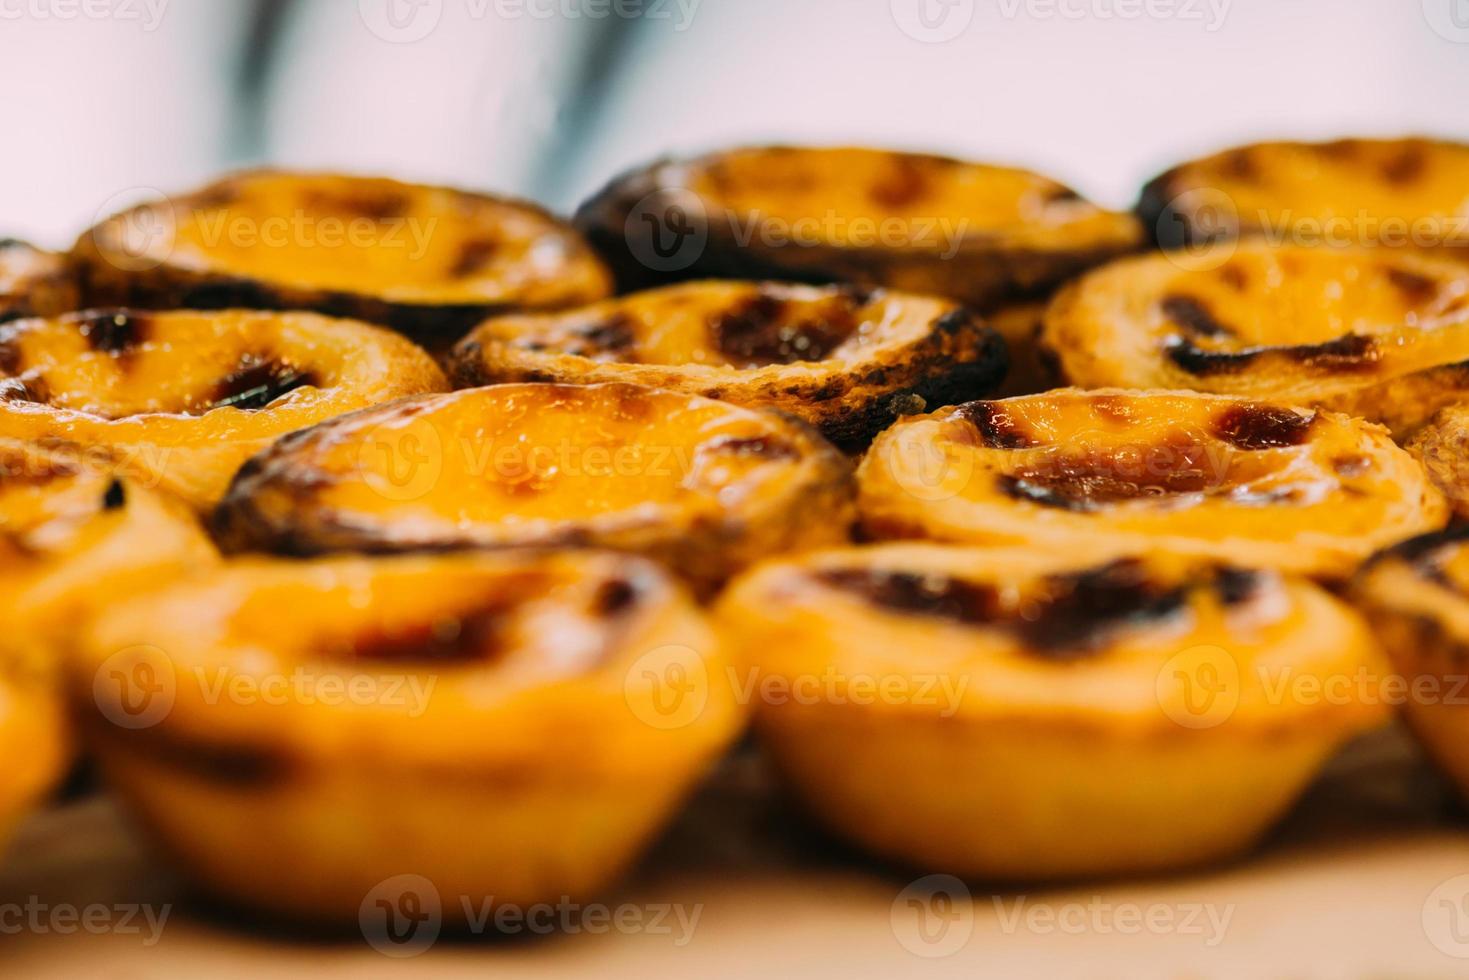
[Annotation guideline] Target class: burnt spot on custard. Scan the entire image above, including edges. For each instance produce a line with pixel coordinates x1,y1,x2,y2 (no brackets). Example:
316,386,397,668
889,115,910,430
1166,332,1379,377
450,238,499,279
709,291,857,367
818,559,1263,660
1219,149,1259,183
592,577,642,617
101,479,126,510
1218,264,1250,292
1381,145,1428,186
1368,524,1469,579
346,608,508,665
77,311,148,356
817,568,1004,625
545,313,637,360
301,188,411,222
0,335,21,375
955,401,1035,449
998,441,1218,511
206,357,318,412
1386,267,1439,306
1213,404,1315,450
702,434,799,461
1160,294,1235,339
868,156,931,210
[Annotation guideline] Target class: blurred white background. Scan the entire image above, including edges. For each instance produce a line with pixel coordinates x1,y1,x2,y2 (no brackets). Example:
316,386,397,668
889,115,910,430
2,0,1467,245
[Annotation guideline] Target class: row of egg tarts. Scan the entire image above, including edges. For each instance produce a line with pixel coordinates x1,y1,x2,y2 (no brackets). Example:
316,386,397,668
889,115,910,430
1,334,1464,923
4,137,1469,925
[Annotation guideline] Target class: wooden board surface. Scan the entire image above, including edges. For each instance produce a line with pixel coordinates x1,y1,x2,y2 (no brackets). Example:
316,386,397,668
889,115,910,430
5,725,1469,978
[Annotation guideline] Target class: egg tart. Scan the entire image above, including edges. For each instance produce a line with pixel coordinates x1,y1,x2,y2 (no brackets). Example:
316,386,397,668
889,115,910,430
719,544,1387,879
0,240,79,323
76,550,742,925
74,171,613,348
0,308,447,509
857,389,1446,579
449,280,1007,449
0,440,216,853
575,146,1142,307
215,383,853,589
1353,527,1469,805
1139,137,1469,255
1042,242,1469,437
722,549,1386,875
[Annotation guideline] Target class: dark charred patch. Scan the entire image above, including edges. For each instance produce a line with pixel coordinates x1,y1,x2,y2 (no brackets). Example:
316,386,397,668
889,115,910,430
1381,145,1428,185
702,434,799,461
206,358,318,412
0,336,20,375
709,292,857,366
1045,185,1083,203
554,313,637,359
102,479,126,510
1386,268,1439,306
1218,264,1250,292
821,559,1209,660
77,311,148,355
1212,566,1263,606
1166,333,1378,377
450,238,499,278
1020,560,1189,657
998,439,1220,511
1213,404,1315,450
0,376,48,404
817,568,1004,625
868,157,931,209
955,401,1035,449
593,578,641,617
1219,149,1258,182
302,188,411,221
1160,294,1235,338
346,607,508,665
1368,524,1469,576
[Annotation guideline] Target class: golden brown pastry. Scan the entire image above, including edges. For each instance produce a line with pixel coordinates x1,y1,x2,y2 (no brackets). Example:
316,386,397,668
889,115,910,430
1405,403,1469,518
215,383,853,590
1042,242,1469,437
0,439,217,855
857,389,1447,578
74,171,613,348
1354,527,1469,805
0,240,79,323
450,280,1007,449
719,543,1387,879
77,550,743,925
987,299,1054,397
1139,137,1469,256
0,308,447,509
576,146,1142,306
